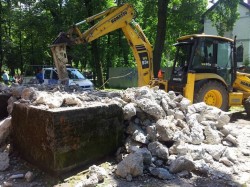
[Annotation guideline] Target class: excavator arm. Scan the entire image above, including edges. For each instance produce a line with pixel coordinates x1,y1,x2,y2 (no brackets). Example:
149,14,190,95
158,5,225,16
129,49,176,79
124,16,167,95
51,3,153,86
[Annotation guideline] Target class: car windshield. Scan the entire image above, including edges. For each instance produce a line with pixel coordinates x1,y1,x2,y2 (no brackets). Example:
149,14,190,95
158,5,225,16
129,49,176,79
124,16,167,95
67,69,86,80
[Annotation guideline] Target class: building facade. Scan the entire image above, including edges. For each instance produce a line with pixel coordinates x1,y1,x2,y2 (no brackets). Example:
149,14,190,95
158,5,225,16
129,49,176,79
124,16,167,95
204,1,250,66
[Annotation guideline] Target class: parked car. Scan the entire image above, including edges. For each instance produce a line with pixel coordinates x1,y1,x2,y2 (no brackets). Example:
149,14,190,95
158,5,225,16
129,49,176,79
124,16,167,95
43,67,94,90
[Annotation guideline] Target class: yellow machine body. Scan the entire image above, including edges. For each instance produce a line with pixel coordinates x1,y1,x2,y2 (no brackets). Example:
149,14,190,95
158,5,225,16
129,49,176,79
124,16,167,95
51,4,250,111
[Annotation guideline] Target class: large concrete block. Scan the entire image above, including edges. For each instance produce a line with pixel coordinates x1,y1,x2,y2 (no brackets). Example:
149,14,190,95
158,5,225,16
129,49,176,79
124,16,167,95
0,94,11,120
12,103,124,175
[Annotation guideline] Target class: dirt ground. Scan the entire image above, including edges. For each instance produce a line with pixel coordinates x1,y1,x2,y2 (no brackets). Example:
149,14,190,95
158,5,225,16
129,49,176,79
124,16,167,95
0,106,250,187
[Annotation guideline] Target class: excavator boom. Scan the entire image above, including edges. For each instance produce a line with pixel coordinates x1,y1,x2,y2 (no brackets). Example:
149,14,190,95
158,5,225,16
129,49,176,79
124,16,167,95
51,3,153,86
50,3,250,114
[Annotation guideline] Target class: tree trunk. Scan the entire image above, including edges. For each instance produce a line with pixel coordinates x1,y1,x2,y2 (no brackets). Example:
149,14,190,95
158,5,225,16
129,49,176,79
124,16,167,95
153,0,170,78
19,30,23,74
0,1,3,73
84,0,104,88
117,0,122,6
92,40,104,88
106,34,111,82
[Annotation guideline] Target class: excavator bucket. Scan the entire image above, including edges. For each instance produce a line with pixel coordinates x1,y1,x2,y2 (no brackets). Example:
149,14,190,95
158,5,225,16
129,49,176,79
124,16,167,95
52,32,73,46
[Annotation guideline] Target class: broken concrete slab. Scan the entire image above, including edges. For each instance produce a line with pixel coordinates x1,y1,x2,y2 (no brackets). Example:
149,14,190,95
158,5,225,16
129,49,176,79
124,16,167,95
0,152,9,171
115,150,144,178
1,85,239,182
0,117,12,146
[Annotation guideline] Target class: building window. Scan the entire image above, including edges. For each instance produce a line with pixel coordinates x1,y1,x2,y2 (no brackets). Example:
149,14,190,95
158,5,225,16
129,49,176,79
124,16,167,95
237,45,243,62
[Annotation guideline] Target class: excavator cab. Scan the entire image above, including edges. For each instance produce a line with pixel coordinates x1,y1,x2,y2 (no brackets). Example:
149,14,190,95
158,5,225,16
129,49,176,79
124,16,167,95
170,35,235,88
167,34,236,110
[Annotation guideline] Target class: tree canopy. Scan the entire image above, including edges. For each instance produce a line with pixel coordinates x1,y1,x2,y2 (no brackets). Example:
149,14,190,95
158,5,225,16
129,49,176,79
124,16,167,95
207,0,240,36
0,0,240,86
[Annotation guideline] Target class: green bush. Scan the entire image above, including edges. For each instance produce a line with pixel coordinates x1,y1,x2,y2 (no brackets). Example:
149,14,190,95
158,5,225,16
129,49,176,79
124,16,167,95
243,58,250,67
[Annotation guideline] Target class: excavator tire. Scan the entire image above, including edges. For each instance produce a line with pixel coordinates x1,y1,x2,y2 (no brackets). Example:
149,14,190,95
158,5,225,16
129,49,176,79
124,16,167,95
194,80,229,111
243,97,250,116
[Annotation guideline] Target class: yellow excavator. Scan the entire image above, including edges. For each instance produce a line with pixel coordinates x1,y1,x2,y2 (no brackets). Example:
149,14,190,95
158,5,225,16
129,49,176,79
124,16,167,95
50,3,250,113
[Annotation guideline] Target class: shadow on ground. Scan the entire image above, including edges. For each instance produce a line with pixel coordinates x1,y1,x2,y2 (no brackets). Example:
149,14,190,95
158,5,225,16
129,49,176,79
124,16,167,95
230,110,250,123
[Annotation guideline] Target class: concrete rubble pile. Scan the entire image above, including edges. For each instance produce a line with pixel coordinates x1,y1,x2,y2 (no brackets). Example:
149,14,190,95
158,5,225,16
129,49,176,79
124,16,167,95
0,117,11,171
114,87,239,182
0,83,243,185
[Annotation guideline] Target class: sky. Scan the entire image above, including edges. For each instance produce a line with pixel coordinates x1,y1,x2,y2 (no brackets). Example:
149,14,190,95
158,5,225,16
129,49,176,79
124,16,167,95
208,0,248,8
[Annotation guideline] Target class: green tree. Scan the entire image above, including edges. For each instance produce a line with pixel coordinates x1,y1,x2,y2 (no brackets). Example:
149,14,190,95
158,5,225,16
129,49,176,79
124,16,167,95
207,0,240,36
0,0,209,86
0,0,18,75
165,0,207,60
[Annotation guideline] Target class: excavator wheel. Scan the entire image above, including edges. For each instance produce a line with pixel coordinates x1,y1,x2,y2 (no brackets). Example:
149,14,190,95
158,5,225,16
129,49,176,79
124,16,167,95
243,97,250,116
194,80,229,111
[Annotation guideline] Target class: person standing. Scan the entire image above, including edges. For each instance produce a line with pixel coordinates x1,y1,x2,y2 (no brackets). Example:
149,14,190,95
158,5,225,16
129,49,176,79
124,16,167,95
14,74,23,84
2,70,9,85
36,69,44,84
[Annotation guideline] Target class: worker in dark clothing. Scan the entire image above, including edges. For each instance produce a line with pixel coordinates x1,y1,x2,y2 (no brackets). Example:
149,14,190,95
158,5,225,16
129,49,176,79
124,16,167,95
36,69,44,84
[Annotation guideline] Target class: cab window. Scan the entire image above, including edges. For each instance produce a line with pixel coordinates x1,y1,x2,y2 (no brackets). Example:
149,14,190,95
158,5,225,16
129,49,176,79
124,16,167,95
192,38,215,69
216,40,232,84
175,44,191,68
217,42,231,69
